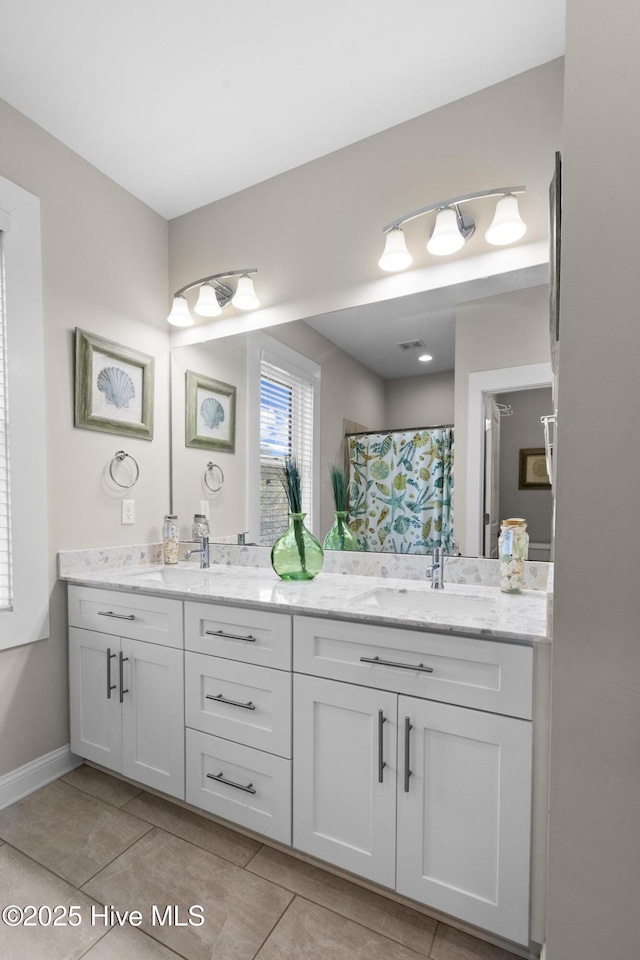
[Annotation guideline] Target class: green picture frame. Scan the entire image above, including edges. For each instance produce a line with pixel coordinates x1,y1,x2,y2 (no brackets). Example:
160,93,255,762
185,370,236,452
74,328,154,440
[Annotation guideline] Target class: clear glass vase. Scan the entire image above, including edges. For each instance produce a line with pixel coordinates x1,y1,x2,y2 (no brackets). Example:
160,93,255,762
498,518,529,594
271,513,324,581
323,511,360,552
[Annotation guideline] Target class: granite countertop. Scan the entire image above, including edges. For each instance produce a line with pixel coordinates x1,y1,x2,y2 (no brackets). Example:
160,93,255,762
61,562,549,644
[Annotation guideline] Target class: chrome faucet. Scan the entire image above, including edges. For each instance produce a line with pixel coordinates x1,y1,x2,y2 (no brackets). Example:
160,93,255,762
186,536,210,569
426,546,445,589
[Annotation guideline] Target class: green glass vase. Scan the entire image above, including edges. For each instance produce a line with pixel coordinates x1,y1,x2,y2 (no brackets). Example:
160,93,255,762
323,511,360,551
271,513,324,581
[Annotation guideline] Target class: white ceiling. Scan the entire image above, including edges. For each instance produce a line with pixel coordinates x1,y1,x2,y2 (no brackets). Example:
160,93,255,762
304,264,549,378
0,1,565,219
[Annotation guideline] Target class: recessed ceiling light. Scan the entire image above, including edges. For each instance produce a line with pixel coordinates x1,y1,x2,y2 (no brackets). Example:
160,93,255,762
418,353,433,363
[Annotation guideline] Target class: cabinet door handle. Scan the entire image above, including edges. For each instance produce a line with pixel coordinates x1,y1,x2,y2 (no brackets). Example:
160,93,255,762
98,611,135,621
206,693,256,711
118,651,129,703
378,709,386,783
207,771,257,795
404,717,412,793
205,629,257,643
106,648,117,699
360,656,434,674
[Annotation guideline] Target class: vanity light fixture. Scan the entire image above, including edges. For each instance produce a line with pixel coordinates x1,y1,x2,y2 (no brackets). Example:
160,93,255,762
167,269,260,326
378,187,526,272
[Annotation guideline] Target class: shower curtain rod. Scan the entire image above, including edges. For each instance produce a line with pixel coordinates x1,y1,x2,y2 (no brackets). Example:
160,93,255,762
345,424,454,438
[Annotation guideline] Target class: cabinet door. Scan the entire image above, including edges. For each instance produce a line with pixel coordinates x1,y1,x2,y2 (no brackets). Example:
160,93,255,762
69,628,122,770
396,696,532,945
121,638,185,799
293,675,396,887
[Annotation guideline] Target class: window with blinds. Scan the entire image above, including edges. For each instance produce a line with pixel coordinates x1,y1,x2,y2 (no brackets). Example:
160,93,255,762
0,230,12,611
259,360,315,545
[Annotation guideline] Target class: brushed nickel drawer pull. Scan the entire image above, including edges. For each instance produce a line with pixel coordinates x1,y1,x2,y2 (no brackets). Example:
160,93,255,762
360,655,434,674
206,693,256,711
106,648,117,699
205,629,257,643
404,717,413,793
207,771,257,794
378,709,386,784
118,651,129,703
98,611,135,620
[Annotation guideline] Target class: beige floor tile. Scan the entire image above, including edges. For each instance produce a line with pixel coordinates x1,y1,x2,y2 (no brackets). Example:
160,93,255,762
255,897,425,960
122,791,261,866
247,846,436,955
431,924,521,960
80,926,183,959
83,828,293,960
0,844,107,960
62,765,142,808
0,780,152,887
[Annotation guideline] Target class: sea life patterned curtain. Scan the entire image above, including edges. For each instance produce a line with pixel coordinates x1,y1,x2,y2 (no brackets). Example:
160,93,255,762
347,428,454,553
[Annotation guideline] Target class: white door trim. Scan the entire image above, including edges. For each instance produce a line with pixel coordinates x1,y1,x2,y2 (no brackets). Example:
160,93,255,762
466,363,553,556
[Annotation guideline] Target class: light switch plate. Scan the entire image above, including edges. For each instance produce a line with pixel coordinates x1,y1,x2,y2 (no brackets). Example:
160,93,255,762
121,500,135,524
199,501,210,521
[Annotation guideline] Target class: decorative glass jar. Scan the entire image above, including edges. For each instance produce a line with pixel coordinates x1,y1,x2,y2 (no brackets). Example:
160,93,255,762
498,518,529,594
271,513,324,581
192,514,209,541
323,511,359,552
162,515,179,565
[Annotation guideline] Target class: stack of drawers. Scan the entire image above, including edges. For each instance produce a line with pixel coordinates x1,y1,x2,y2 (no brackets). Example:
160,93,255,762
184,601,293,843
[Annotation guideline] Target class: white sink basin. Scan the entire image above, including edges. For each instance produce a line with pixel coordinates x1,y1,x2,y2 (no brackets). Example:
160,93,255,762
358,587,496,618
124,567,223,585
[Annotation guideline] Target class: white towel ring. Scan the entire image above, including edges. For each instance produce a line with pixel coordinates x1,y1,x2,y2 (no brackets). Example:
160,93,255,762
204,461,224,493
109,450,140,489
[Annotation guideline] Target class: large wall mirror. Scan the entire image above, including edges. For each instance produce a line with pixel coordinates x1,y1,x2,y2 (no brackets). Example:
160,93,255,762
170,262,553,558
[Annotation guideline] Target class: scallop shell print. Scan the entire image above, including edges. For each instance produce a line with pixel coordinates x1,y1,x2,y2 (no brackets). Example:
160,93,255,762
201,396,225,429
97,367,136,409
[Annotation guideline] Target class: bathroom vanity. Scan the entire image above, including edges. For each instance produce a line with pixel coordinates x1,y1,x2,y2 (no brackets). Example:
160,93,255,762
62,558,549,950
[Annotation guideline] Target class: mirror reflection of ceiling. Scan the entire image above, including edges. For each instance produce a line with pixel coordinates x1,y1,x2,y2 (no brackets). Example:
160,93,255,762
304,263,548,378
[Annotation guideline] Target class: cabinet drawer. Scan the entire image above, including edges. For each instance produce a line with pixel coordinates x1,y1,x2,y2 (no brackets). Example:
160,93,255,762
185,602,291,670
185,653,292,757
186,728,291,844
294,616,533,720
68,586,183,648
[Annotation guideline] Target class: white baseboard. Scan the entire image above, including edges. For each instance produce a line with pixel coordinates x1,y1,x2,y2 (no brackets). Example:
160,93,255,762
0,744,82,810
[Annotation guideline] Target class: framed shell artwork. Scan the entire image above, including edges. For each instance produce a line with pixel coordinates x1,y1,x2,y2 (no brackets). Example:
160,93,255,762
185,370,236,452
74,329,154,440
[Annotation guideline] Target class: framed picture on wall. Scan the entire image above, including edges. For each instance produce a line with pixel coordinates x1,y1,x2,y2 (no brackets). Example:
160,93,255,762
74,328,154,440
519,448,551,490
185,370,236,452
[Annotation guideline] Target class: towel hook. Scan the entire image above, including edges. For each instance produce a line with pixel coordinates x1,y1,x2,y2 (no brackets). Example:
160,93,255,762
109,450,140,489
204,461,224,493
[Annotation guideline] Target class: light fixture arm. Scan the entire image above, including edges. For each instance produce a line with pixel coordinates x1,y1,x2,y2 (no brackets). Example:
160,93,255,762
173,268,258,301
382,186,526,233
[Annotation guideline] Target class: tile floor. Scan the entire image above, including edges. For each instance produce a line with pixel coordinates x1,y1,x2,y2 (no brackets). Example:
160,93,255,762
0,766,525,960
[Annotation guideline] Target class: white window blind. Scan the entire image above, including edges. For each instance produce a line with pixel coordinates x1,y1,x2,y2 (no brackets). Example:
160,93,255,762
259,359,315,545
0,230,13,611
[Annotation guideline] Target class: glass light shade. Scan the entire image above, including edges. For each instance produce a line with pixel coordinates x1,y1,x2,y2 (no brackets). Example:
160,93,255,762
427,207,465,256
485,194,527,246
378,227,413,272
167,295,194,327
231,274,259,311
194,283,222,317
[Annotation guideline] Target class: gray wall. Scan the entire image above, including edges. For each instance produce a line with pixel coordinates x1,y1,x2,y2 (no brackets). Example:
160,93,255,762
384,371,455,430
547,0,640,957
495,388,553,543
0,97,169,776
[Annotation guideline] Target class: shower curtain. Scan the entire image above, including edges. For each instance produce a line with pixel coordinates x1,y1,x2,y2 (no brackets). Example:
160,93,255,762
347,427,454,554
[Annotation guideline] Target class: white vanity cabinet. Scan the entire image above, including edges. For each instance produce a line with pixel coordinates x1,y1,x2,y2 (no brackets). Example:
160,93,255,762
184,600,293,844
68,586,185,799
292,615,533,945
